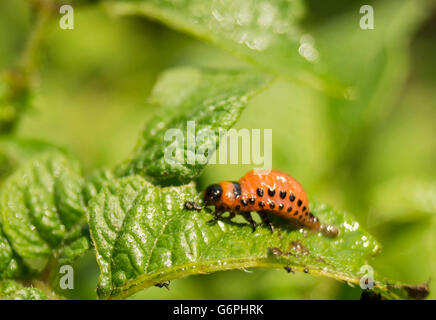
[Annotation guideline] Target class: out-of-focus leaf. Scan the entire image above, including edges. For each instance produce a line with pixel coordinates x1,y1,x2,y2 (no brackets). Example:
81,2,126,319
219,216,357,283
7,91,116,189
0,138,75,183
314,0,431,150
371,178,436,222
86,175,421,300
0,148,89,278
0,280,48,300
106,0,338,93
369,178,435,299
83,168,114,204
117,67,271,185
0,228,23,280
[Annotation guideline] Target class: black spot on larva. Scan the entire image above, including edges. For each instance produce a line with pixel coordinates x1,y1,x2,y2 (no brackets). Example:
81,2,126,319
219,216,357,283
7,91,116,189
269,202,275,209
279,203,284,210
289,194,296,202
205,184,222,203
293,211,298,216
232,182,241,198
280,190,286,199
297,199,303,207
305,211,309,216
257,188,264,197
235,205,241,211
268,188,275,196
259,201,265,208
302,206,307,212
249,197,255,204
287,206,292,212
241,199,248,206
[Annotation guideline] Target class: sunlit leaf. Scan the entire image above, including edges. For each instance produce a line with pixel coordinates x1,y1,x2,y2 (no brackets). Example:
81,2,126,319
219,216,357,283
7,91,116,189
0,144,89,278
0,280,48,300
106,0,337,92
88,175,410,299
117,67,271,185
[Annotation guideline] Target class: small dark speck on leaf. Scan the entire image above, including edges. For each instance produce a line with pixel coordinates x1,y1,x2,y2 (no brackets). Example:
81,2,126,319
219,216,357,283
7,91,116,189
155,281,171,290
268,247,297,257
284,266,294,274
291,240,310,256
303,268,309,273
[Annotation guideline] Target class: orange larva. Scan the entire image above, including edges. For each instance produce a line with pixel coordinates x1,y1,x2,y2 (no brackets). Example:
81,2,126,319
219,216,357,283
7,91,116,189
186,169,338,237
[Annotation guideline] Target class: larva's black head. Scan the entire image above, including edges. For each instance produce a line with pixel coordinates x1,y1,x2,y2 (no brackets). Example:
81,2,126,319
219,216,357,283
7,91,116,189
204,184,223,205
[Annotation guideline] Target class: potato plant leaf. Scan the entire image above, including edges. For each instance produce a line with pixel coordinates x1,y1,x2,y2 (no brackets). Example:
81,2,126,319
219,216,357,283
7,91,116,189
87,175,423,300
106,0,339,93
0,280,48,300
0,145,89,279
83,168,115,205
117,67,271,185
0,138,74,183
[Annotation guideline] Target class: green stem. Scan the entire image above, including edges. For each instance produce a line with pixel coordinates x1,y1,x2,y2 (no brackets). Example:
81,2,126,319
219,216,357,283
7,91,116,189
19,0,54,75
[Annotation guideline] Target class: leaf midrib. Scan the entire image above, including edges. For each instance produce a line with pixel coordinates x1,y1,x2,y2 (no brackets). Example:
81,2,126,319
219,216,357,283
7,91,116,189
110,256,386,299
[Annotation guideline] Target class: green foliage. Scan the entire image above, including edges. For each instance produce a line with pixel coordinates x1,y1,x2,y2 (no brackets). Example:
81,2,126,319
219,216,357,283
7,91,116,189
89,174,427,300
315,0,431,159
0,0,433,300
106,0,335,92
83,168,115,204
0,141,89,282
88,175,377,299
0,280,48,300
117,68,271,185
0,71,31,133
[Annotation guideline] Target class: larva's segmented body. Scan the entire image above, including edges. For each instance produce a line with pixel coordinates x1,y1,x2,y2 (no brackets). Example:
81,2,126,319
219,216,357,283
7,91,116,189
237,170,319,229
186,170,338,237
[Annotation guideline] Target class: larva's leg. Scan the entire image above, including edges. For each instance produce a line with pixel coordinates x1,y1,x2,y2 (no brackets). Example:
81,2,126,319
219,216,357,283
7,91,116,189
227,211,236,220
259,211,274,233
241,212,257,232
208,208,224,223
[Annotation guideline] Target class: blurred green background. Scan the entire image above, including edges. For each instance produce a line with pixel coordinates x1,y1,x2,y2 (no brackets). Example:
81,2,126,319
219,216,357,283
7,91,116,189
1,0,435,299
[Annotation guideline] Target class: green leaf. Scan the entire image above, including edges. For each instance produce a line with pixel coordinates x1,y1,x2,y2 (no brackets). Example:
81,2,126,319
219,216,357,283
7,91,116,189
106,0,335,93
370,178,436,222
89,175,400,300
0,148,88,277
369,178,435,299
56,236,90,266
83,168,115,205
0,228,24,279
0,280,48,300
0,138,72,183
117,67,271,185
